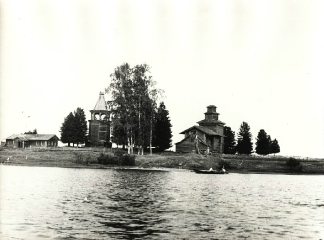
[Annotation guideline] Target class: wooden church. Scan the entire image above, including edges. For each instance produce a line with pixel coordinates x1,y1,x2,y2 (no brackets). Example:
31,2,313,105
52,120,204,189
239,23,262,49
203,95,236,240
175,105,225,154
88,92,111,147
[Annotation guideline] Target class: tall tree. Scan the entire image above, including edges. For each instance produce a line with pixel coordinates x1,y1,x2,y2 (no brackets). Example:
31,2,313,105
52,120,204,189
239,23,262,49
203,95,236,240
132,64,155,155
73,108,88,146
237,121,253,155
255,129,270,155
60,112,75,147
223,126,236,154
107,63,135,154
147,88,163,155
106,63,162,154
154,102,172,152
270,138,280,155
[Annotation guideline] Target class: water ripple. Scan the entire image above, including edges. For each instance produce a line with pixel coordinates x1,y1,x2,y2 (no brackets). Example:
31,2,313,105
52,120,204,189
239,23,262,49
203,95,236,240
1,166,324,239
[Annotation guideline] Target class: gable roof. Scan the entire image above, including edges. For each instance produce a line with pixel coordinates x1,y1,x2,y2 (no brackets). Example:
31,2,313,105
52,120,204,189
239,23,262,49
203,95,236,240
6,134,30,141
175,134,209,146
6,134,59,141
179,125,223,136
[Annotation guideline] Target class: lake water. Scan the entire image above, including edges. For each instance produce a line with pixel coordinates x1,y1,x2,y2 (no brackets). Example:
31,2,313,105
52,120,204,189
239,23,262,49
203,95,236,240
0,165,323,239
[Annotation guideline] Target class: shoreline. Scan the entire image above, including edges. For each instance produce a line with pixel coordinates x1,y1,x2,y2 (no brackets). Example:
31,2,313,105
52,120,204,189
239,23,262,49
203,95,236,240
1,147,323,175
1,162,324,175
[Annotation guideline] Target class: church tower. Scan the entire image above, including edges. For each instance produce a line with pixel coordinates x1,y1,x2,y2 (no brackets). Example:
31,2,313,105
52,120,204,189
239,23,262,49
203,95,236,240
197,105,225,134
88,92,111,147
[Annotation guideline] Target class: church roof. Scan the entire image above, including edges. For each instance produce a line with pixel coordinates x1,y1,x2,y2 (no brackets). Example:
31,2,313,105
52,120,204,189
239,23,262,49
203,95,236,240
179,125,223,136
93,92,107,110
197,119,225,125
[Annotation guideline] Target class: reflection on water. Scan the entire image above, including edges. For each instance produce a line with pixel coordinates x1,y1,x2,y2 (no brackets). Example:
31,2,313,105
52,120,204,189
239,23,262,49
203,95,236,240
0,166,323,239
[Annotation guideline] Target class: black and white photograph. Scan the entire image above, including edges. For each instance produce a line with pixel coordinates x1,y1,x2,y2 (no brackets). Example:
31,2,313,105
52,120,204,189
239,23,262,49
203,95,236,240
1,0,323,239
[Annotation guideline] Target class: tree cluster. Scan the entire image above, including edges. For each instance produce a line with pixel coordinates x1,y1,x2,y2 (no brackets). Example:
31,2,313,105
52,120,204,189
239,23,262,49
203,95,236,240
255,129,280,155
223,122,280,156
60,108,87,147
106,63,172,154
24,129,37,134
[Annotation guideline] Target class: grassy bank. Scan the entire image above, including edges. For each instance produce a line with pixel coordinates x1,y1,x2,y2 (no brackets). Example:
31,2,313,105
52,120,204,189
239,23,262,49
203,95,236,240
0,147,101,168
1,147,324,174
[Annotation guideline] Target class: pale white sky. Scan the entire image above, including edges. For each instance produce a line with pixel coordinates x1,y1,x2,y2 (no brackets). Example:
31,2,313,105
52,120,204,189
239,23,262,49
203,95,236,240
1,0,323,158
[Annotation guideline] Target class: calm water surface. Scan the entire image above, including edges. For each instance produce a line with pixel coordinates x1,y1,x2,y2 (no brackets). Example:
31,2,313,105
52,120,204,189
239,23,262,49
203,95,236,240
0,165,323,239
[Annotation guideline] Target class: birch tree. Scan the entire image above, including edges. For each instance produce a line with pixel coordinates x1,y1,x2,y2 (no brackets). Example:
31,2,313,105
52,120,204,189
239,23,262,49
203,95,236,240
106,63,162,155
107,63,135,154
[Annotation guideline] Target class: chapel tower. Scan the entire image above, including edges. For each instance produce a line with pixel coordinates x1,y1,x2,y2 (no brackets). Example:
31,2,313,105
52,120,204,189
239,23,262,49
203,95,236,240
197,105,224,134
88,92,111,147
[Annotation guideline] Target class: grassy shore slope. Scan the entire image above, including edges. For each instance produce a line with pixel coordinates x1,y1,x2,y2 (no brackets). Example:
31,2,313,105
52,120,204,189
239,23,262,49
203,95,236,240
1,147,323,174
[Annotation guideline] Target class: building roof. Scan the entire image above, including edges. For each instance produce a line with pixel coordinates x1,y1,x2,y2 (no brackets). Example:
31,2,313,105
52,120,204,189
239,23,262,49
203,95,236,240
179,125,223,137
175,134,209,146
6,134,59,141
197,119,225,125
93,92,107,111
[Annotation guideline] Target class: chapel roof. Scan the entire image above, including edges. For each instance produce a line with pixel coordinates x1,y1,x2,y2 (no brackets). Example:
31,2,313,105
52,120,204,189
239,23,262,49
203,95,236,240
175,134,209,146
179,125,223,136
197,119,225,125
93,92,107,111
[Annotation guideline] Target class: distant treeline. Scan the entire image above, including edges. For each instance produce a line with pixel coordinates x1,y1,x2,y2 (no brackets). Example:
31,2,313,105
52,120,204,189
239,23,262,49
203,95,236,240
224,122,280,156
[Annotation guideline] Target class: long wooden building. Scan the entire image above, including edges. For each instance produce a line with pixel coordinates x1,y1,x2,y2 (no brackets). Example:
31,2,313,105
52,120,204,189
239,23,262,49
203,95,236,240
5,134,59,148
175,105,225,154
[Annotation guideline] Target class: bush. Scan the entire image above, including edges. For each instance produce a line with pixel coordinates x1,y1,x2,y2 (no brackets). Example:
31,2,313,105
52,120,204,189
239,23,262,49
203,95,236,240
114,149,125,159
286,157,302,170
74,152,97,165
286,157,303,171
97,152,136,166
97,153,118,165
120,154,136,166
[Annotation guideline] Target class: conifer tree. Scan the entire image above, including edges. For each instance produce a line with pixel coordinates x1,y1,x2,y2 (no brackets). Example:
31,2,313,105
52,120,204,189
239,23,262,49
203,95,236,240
73,108,88,146
223,126,236,154
60,112,75,147
60,108,87,147
236,121,253,155
255,129,270,155
270,138,280,155
154,102,172,151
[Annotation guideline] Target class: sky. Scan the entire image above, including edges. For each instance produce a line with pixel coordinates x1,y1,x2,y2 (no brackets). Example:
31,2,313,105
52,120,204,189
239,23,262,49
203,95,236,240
1,0,323,158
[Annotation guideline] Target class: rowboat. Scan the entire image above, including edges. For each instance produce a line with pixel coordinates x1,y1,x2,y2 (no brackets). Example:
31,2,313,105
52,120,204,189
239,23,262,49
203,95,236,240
193,169,228,174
